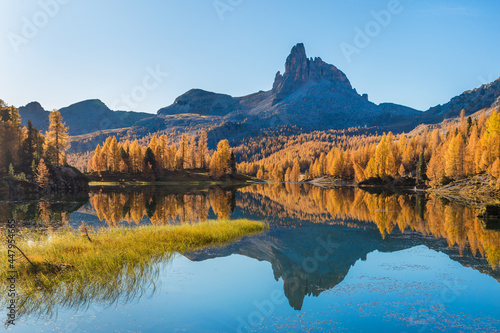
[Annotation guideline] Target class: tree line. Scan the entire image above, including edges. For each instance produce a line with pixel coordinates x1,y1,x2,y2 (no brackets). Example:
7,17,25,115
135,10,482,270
0,100,70,187
5,94,500,188
88,132,236,178
239,109,500,186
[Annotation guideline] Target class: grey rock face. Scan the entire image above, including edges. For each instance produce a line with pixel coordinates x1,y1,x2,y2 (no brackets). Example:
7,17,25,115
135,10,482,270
18,102,50,132
158,89,239,116
419,77,500,124
272,43,352,103
155,43,419,131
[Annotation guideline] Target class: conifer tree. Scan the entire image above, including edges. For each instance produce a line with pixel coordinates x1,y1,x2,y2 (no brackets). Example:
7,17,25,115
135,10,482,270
20,120,37,166
290,160,301,182
144,147,156,172
36,158,50,189
179,134,188,169
445,134,465,179
45,110,70,166
417,152,427,182
198,131,208,169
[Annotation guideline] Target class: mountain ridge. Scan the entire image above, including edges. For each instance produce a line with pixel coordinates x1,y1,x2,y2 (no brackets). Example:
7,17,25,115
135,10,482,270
158,43,421,131
19,99,152,136
17,43,500,153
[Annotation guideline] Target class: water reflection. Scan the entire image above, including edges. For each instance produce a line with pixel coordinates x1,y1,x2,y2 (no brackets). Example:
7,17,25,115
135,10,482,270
254,185,500,267
0,198,86,230
85,184,500,271
87,186,237,226
2,183,500,322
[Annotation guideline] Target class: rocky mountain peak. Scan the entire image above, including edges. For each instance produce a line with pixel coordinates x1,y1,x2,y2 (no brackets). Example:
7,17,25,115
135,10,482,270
272,43,352,103
23,101,44,111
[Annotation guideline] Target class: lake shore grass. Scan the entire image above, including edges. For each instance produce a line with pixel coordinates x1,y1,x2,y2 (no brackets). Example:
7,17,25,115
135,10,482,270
1,219,266,281
0,219,266,319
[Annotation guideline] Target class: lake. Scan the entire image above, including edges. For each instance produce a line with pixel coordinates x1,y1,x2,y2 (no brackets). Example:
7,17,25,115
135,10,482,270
2,183,500,332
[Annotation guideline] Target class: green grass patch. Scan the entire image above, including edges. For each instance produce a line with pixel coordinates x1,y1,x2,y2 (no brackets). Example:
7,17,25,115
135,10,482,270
0,220,266,320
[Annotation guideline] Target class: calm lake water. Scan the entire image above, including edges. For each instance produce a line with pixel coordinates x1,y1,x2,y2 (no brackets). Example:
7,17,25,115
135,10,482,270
2,183,500,332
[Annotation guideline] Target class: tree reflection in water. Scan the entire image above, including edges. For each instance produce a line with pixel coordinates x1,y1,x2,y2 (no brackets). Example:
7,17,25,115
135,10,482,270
1,183,499,320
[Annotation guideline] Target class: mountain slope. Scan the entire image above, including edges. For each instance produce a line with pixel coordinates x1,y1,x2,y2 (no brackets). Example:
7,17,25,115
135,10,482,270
418,77,500,124
158,89,238,116
18,102,50,130
19,99,153,136
157,43,421,130
18,43,500,157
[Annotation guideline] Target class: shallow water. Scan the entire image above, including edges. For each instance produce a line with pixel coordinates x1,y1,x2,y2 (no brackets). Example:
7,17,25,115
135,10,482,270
2,183,500,332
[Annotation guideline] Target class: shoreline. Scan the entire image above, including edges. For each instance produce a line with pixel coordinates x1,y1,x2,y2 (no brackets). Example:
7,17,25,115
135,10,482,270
304,175,500,206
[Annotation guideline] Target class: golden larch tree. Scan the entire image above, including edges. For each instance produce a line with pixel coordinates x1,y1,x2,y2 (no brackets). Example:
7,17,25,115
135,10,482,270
44,110,70,166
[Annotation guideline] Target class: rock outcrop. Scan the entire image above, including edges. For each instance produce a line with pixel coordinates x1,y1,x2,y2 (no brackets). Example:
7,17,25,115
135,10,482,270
18,102,50,131
272,43,352,103
418,77,500,125
18,42,500,154
46,165,89,194
155,43,421,131
0,166,89,200
158,89,238,116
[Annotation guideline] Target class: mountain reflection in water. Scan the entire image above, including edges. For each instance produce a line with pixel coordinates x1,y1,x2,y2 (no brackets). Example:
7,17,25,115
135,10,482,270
1,183,499,319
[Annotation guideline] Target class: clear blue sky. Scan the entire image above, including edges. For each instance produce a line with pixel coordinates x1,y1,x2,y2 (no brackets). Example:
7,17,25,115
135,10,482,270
1,0,499,114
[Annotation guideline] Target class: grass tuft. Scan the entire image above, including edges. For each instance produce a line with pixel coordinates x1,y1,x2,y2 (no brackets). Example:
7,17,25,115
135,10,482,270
0,219,266,319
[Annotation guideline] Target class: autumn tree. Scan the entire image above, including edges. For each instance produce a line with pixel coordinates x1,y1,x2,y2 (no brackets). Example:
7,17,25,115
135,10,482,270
106,136,120,171
91,144,105,173
290,160,301,182
129,140,143,173
284,167,292,182
178,134,188,169
198,131,208,169
187,136,197,169
36,158,50,189
445,133,465,180
44,110,70,166
209,140,231,177
0,102,22,171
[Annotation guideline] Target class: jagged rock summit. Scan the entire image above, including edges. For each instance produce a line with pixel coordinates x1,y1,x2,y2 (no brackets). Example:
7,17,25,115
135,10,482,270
272,43,352,103
19,42,500,154
158,43,421,130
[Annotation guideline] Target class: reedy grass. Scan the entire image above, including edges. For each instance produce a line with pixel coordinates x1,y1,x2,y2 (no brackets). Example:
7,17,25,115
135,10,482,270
0,219,266,320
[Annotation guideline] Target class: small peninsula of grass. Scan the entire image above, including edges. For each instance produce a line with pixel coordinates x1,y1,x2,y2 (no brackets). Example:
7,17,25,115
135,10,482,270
2,220,265,279
0,220,266,319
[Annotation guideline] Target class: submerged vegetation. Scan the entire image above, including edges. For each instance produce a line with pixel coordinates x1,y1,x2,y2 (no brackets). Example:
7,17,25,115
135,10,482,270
0,220,266,320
